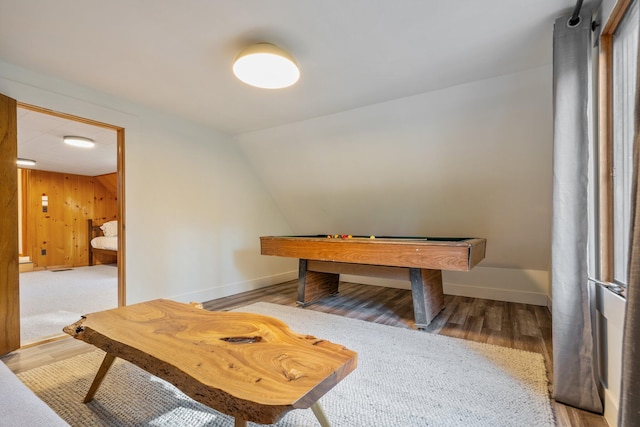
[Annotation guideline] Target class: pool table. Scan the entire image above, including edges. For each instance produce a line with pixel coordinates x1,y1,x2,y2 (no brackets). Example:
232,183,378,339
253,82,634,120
260,235,486,328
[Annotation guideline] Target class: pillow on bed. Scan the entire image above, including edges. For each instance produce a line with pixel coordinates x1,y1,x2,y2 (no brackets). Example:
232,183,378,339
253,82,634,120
100,220,118,237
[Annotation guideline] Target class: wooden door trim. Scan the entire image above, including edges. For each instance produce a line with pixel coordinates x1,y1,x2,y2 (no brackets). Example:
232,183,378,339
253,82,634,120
0,93,20,354
117,127,125,306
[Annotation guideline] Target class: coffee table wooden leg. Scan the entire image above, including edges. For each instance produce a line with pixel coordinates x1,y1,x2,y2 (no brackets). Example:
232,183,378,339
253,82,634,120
311,401,331,427
83,353,117,403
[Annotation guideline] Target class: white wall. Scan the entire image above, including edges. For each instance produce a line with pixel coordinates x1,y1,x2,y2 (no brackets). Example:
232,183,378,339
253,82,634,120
235,65,554,304
0,58,556,306
0,59,296,305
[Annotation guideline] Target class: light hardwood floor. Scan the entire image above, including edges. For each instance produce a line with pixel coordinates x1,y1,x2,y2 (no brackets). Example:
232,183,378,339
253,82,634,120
2,280,608,427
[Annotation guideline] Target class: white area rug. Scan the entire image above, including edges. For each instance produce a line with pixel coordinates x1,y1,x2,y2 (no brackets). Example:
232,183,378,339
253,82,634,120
17,302,555,426
20,265,118,344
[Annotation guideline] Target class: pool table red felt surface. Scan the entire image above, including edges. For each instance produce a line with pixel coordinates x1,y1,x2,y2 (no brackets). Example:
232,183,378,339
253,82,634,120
260,235,486,328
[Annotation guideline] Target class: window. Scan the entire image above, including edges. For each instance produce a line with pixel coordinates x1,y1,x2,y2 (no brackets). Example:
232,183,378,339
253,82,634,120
611,0,638,287
600,0,638,292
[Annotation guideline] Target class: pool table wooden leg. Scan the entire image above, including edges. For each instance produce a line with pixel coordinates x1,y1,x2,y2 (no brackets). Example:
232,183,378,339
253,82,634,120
297,259,339,306
410,268,445,329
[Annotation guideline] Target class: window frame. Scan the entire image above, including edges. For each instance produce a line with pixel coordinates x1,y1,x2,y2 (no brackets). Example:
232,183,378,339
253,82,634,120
599,0,637,294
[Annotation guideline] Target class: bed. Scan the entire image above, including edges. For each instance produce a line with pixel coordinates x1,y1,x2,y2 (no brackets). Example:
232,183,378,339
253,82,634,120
88,219,118,266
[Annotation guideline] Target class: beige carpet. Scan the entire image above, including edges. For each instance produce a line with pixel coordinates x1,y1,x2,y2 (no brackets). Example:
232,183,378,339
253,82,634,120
17,302,555,426
20,264,118,345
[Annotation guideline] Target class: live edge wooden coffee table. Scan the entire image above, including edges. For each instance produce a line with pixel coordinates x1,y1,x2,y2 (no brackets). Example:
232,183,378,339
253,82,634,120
63,299,357,427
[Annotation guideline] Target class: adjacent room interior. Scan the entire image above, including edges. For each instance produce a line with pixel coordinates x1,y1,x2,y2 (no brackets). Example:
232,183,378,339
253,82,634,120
16,107,120,345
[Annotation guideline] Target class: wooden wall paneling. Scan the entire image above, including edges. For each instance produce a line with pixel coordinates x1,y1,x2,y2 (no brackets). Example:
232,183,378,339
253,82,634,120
91,177,103,265
96,173,117,194
25,170,36,266
65,173,90,266
93,176,105,222
49,171,66,267
82,174,96,265
93,180,108,225
93,177,117,223
63,173,77,266
24,170,118,268
28,170,47,267
75,175,93,267
105,178,118,222
26,171,37,266
34,170,52,266
92,176,117,266
20,169,30,259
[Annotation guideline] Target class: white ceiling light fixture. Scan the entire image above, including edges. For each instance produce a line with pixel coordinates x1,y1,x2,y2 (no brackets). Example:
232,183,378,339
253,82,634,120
64,135,95,148
233,42,300,89
17,158,36,166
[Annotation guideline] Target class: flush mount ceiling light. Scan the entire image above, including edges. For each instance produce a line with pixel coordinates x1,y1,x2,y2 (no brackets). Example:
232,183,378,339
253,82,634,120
232,42,300,89
16,158,36,166
64,135,95,148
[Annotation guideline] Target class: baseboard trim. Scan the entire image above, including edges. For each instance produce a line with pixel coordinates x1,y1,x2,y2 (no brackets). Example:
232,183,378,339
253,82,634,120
604,388,619,427
339,275,548,306
444,283,548,306
170,270,298,304
173,266,551,307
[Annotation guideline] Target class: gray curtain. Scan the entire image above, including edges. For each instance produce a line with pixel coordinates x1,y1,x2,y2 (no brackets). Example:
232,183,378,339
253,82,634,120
619,24,640,427
551,9,603,413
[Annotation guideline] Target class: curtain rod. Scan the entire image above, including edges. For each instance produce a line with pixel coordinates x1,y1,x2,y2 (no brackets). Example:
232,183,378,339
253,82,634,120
569,0,584,26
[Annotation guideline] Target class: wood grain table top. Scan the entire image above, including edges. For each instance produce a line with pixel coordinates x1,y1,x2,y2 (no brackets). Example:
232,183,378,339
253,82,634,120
64,299,357,424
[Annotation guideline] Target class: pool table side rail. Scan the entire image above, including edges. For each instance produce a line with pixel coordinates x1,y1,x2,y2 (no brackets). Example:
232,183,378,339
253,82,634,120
260,236,486,272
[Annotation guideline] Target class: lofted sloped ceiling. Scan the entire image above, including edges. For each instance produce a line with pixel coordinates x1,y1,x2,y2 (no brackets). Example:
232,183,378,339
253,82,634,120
0,0,577,137
0,0,592,275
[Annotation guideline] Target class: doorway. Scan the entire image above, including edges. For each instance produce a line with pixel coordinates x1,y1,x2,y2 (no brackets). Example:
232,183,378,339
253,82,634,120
17,103,125,345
